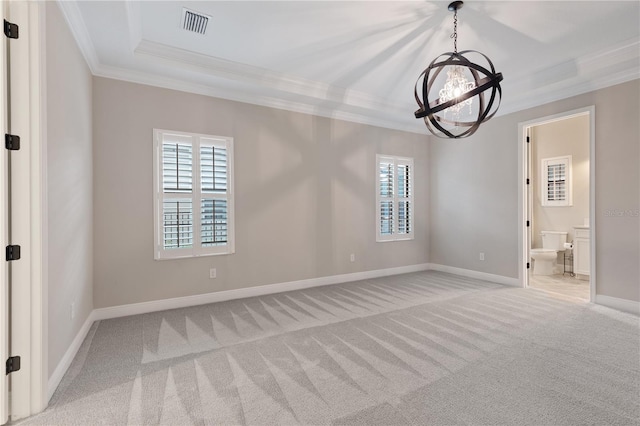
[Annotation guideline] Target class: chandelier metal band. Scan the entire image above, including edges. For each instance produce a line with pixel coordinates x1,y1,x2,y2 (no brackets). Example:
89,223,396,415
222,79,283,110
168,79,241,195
414,50,503,138
413,1,504,139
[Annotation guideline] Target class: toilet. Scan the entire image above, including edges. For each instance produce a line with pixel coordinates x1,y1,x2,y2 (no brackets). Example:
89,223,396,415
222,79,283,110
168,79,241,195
531,231,568,275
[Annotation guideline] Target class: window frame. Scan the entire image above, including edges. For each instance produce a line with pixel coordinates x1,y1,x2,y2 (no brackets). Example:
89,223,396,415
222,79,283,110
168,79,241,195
541,155,572,207
153,129,235,260
376,154,415,242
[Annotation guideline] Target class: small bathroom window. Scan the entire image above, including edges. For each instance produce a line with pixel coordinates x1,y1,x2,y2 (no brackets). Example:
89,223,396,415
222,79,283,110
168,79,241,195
541,155,572,207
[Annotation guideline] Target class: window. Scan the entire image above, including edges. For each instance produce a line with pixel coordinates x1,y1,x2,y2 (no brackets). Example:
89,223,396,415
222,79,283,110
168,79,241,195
153,129,234,259
376,155,414,242
541,155,572,207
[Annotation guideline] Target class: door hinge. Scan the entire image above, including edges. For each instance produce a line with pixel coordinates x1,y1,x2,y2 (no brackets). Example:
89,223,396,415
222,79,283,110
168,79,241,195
3,20,18,39
526,178,530,185
6,356,20,375
5,133,20,150
526,220,530,227
6,245,20,261
526,262,530,269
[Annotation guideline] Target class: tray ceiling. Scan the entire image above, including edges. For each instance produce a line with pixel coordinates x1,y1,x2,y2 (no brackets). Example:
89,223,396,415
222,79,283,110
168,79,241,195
59,1,639,133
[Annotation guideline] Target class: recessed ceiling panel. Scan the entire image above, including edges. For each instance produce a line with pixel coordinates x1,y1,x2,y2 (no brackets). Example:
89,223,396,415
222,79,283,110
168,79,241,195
63,1,640,133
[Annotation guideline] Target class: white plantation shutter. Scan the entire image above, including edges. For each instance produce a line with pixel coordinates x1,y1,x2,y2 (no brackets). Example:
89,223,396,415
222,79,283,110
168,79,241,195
163,199,193,249
546,163,565,201
200,144,227,192
379,160,394,236
162,142,192,192
376,155,414,241
201,199,227,246
542,156,571,207
380,201,393,235
154,130,235,259
397,162,412,235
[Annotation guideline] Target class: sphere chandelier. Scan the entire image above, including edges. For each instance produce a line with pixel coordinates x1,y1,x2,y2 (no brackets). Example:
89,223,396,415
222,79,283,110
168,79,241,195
414,1,503,139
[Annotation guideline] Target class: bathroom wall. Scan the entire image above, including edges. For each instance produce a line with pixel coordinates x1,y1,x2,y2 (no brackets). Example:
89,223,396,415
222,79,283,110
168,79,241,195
531,115,590,261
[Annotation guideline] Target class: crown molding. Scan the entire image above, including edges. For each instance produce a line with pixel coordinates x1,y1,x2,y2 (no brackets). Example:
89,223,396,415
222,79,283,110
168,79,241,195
501,67,639,117
92,62,425,134
502,38,640,115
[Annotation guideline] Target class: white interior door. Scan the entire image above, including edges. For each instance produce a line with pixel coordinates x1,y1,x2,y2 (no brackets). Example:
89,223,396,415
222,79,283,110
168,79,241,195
1,0,10,424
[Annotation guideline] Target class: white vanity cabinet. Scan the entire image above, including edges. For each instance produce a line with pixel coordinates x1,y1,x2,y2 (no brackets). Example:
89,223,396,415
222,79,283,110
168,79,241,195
573,226,590,278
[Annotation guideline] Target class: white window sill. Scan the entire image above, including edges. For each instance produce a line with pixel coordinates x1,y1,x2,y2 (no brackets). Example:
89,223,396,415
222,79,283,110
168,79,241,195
376,236,415,243
154,249,235,261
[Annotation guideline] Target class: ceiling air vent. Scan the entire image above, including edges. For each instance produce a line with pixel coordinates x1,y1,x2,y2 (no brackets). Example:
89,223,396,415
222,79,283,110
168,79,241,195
182,8,210,35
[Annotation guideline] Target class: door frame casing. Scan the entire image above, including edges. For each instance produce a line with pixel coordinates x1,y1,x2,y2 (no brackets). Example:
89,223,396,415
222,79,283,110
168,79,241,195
5,0,47,420
517,106,596,302
1,0,10,421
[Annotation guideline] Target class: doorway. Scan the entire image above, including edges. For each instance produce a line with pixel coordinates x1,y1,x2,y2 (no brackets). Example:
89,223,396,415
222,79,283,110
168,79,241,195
518,107,595,302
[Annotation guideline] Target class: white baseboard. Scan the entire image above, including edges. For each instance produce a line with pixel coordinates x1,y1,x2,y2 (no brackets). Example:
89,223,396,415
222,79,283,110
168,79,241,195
427,263,520,287
595,294,640,316
47,310,96,402
93,263,430,321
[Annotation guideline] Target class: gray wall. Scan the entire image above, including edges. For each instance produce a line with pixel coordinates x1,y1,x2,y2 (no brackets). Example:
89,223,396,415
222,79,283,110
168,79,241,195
531,115,590,254
46,2,94,376
430,79,640,302
92,77,429,308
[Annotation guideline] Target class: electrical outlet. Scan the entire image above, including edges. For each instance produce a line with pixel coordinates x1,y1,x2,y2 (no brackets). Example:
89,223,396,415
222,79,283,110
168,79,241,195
209,268,217,279
350,254,355,262
479,252,485,261
71,302,76,320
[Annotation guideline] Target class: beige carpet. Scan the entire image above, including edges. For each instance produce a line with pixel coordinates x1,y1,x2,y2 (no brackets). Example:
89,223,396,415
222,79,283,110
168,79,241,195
18,271,640,425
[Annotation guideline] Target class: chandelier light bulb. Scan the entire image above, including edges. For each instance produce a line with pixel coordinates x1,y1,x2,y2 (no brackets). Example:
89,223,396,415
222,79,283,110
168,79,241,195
439,66,475,118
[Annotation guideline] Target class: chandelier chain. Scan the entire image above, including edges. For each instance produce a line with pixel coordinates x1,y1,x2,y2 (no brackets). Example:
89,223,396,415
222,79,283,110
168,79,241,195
451,8,458,53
